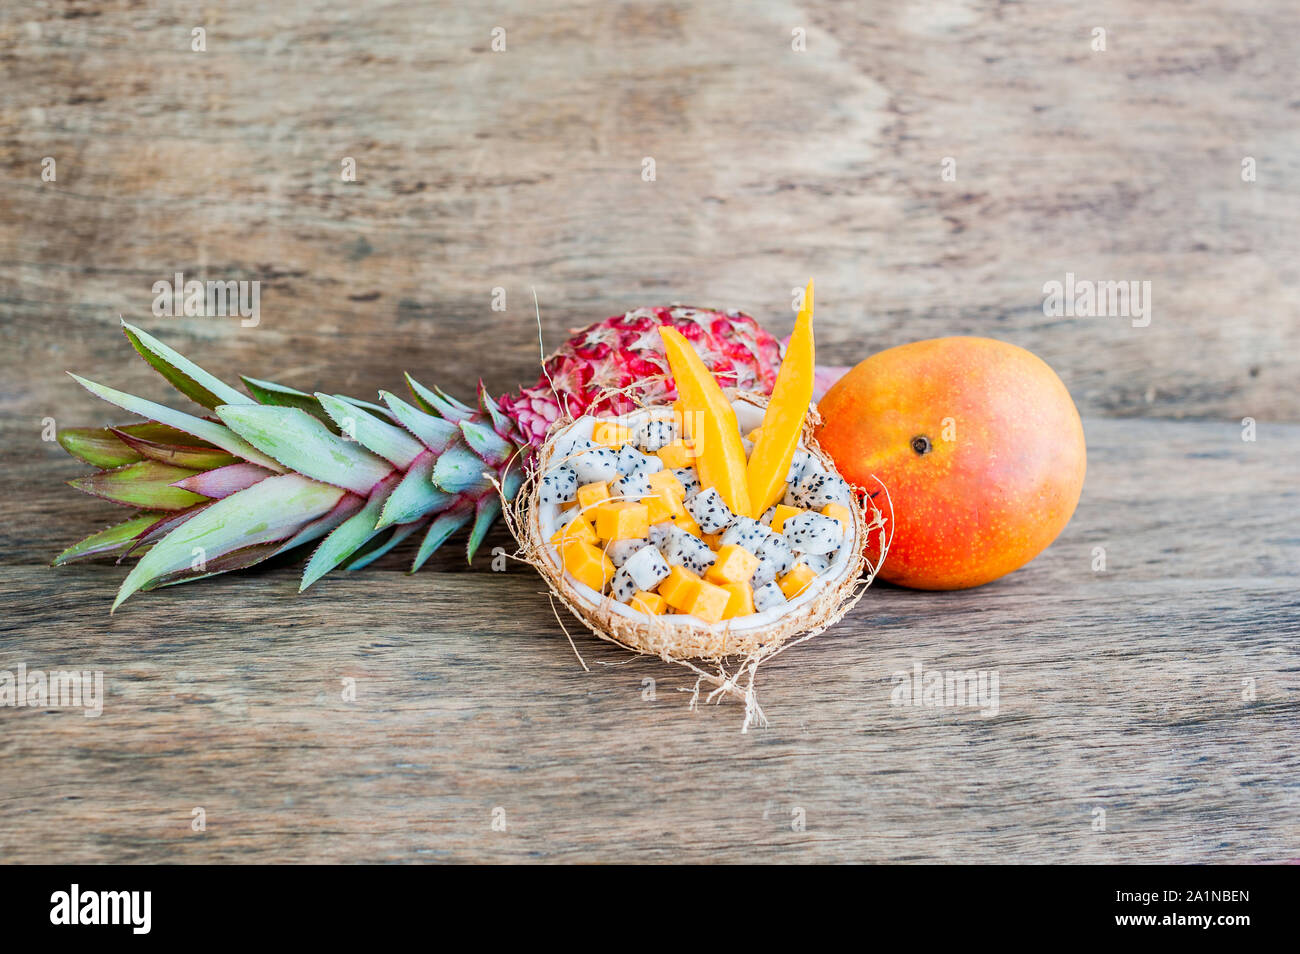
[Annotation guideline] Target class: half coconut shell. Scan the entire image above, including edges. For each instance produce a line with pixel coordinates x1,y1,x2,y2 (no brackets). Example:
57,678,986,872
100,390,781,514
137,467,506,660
511,392,883,664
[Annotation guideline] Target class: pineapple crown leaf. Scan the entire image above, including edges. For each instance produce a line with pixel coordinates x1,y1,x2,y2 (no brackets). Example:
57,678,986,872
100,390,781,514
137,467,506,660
111,474,347,612
52,512,166,567
411,504,473,573
378,390,461,452
405,373,474,423
68,372,284,472
215,403,393,496
375,453,452,530
120,320,251,410
67,460,206,512
314,392,424,469
458,419,513,468
298,471,401,592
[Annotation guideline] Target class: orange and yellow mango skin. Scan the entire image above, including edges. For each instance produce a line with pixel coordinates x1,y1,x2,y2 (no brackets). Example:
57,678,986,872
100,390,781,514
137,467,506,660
816,337,1086,591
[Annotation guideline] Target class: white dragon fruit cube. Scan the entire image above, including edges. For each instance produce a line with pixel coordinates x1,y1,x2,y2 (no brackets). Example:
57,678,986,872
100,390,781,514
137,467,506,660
751,556,779,589
753,581,786,613
685,487,733,533
800,553,832,574
757,532,797,575
623,544,671,591
610,470,653,501
673,468,702,500
782,511,843,555
539,466,578,504
657,526,714,574
570,445,620,483
606,538,647,567
720,516,768,555
758,505,776,527
785,449,811,485
611,566,639,602
682,540,716,575
790,468,850,510
647,522,676,549
635,418,677,452
616,444,663,477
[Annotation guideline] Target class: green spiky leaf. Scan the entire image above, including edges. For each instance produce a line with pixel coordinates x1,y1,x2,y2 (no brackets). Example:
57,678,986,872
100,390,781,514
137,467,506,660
274,493,364,556
53,512,166,566
216,403,393,495
412,503,473,572
405,374,474,422
376,451,452,529
240,375,338,429
121,321,252,410
379,390,460,451
299,473,400,591
459,419,513,468
172,462,275,499
113,474,347,610
478,383,517,441
110,427,239,470
344,521,423,570
68,373,285,473
431,443,491,495
57,426,143,469
467,494,501,562
316,393,424,469
69,461,207,511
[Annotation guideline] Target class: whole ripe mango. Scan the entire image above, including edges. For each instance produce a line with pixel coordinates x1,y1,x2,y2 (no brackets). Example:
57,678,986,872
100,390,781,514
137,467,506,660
816,337,1085,590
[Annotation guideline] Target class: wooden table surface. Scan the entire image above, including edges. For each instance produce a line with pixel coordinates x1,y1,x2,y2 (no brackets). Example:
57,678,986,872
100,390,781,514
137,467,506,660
2,1,1297,863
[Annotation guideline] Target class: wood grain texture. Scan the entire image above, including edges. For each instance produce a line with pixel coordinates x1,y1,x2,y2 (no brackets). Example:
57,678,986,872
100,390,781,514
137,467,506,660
1,418,1298,863
1,0,1298,863
1,0,1297,426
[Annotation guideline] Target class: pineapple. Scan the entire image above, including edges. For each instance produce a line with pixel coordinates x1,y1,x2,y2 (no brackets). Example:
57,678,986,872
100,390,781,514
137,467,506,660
54,307,782,610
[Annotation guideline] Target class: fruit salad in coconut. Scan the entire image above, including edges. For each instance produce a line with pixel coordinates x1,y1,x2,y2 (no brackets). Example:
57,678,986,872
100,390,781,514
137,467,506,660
517,293,875,666
53,285,885,722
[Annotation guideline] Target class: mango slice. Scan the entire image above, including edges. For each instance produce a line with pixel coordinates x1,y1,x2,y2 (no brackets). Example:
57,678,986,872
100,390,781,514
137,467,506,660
747,280,816,515
659,326,754,517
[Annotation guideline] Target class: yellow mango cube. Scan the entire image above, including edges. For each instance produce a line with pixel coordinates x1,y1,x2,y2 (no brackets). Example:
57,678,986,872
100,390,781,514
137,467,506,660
745,427,764,444
629,591,666,615
560,539,615,592
820,502,852,532
550,513,597,545
705,544,760,585
682,579,731,624
576,481,611,512
660,565,703,610
592,422,632,449
656,439,695,470
644,488,686,524
647,470,685,499
670,513,703,537
592,501,650,541
719,581,755,619
778,562,818,600
769,504,804,534
702,531,723,550
643,494,675,525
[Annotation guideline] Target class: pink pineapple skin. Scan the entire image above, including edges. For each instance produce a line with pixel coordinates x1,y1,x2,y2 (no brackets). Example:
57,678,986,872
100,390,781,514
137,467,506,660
497,305,783,450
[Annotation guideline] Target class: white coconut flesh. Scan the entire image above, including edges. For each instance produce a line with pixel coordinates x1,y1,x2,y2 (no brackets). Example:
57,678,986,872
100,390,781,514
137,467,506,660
524,395,869,657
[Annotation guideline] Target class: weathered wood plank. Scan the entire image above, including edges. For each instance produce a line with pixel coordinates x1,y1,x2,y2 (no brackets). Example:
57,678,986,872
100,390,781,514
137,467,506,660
1,0,1297,425
1,418,1296,863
